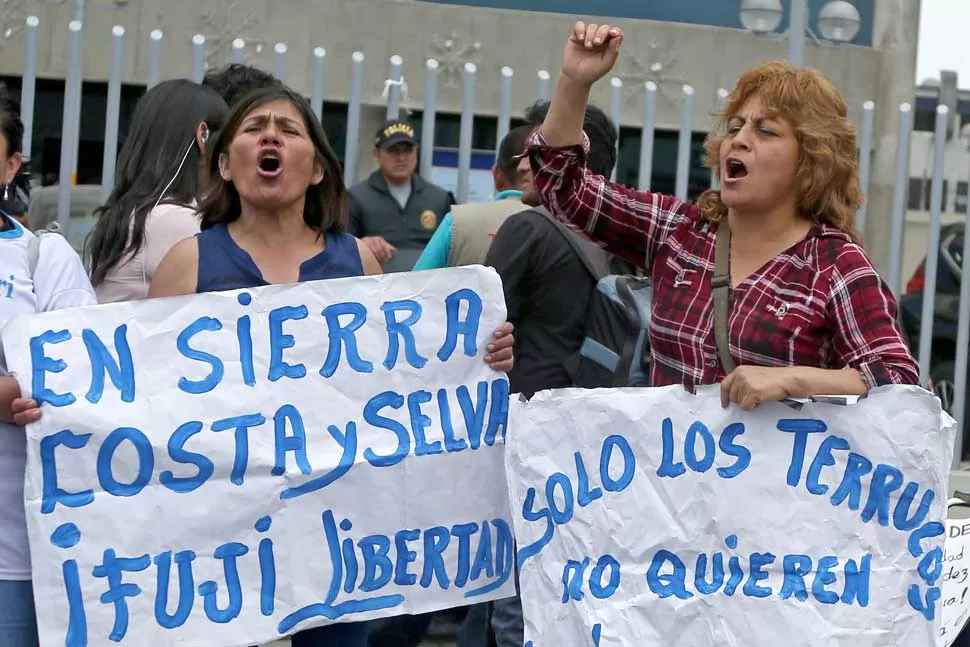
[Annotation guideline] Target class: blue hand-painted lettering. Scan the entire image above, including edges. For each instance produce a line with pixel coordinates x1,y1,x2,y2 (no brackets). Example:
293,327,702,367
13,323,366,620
645,536,871,607
518,434,636,567
657,418,752,480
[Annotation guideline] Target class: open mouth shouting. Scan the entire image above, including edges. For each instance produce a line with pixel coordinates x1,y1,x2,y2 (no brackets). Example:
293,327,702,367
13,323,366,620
723,157,749,184
257,149,283,179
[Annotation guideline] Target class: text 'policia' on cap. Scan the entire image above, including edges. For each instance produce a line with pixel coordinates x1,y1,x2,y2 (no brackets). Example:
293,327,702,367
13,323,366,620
375,120,416,149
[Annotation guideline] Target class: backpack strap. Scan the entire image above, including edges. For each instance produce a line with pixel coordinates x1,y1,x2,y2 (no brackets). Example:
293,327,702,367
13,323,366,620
27,221,63,279
27,234,41,277
711,220,736,373
531,208,610,281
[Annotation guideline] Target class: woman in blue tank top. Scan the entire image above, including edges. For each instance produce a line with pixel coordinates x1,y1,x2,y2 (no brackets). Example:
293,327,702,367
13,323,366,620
144,85,515,647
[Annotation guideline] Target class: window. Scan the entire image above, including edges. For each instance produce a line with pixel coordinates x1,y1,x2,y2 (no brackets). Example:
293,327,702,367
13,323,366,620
0,76,146,185
616,127,709,200
318,102,349,163
908,178,926,210
409,110,498,152
913,110,936,133
907,177,951,211
956,181,968,214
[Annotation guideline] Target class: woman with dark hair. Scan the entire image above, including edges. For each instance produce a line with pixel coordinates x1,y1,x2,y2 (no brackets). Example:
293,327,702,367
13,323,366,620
12,83,516,645
146,85,516,646
0,88,96,647
87,78,228,302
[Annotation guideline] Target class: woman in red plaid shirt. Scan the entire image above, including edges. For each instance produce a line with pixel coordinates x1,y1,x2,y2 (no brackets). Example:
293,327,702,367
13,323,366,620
528,21,919,411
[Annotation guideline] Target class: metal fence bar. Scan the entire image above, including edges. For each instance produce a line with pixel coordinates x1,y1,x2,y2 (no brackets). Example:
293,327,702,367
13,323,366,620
191,34,205,83
147,29,163,89
274,42,287,82
57,21,84,231
857,100,875,235
456,62,477,203
420,59,438,180
343,51,365,187
887,102,913,297
230,38,245,64
711,88,729,189
21,15,38,161
918,104,949,387
675,85,695,200
101,25,125,203
609,77,622,182
68,20,85,188
638,81,657,191
789,0,808,67
311,47,326,120
537,69,550,102
496,66,513,159
385,54,403,120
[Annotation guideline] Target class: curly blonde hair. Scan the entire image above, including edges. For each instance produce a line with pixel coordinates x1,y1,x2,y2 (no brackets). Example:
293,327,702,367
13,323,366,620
697,61,864,245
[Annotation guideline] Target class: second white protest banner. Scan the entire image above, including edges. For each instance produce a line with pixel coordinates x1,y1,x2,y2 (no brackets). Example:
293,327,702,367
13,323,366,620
3,265,515,647
506,385,955,647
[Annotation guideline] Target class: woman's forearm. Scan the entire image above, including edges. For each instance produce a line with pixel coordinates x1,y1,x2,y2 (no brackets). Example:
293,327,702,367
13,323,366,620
789,367,868,399
541,75,593,147
0,375,22,423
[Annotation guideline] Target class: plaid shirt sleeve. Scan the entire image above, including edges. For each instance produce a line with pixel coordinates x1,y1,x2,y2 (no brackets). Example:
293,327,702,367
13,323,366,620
526,128,692,272
826,244,920,387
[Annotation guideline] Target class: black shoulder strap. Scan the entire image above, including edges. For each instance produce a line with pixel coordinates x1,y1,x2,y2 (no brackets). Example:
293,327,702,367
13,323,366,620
711,219,736,373
529,208,610,281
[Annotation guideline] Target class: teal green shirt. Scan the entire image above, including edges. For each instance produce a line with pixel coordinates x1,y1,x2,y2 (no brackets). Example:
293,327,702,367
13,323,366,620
412,190,524,271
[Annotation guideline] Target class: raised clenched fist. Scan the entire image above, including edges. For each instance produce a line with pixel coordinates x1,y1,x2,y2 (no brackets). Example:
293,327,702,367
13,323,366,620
561,21,624,87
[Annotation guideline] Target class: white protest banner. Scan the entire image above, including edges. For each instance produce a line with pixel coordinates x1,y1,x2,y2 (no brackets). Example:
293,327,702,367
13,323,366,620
940,499,970,646
2,265,515,647
505,385,955,647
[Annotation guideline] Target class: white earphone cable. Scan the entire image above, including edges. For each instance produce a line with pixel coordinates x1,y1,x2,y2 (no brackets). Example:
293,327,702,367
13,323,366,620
141,129,206,288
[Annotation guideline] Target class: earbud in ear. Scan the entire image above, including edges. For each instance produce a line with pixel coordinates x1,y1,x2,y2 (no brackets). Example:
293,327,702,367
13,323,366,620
201,125,210,144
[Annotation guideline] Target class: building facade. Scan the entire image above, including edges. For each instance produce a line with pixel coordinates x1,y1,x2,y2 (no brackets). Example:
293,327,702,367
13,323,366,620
0,0,916,273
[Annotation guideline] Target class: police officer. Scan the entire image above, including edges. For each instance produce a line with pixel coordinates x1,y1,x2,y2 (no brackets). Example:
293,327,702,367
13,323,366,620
348,119,455,273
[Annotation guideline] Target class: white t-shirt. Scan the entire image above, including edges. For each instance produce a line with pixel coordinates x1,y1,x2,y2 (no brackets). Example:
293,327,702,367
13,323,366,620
95,203,200,304
0,216,96,580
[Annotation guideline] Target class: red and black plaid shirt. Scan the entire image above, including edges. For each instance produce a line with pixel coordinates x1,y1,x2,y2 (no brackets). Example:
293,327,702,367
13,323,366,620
526,129,919,390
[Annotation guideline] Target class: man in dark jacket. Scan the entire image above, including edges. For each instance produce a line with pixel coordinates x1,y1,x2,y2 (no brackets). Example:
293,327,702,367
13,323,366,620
348,119,455,273
480,101,624,647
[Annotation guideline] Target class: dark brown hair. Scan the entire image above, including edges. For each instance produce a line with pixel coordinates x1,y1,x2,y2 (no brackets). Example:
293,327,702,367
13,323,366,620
200,85,347,233
89,80,228,285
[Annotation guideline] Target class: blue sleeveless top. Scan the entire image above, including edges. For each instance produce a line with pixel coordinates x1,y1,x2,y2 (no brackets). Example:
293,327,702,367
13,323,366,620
195,223,364,293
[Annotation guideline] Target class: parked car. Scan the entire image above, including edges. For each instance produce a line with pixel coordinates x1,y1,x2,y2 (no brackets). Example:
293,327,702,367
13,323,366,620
26,184,104,256
897,222,964,416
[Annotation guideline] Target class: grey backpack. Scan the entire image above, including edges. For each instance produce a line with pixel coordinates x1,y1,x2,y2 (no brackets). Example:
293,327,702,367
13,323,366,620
534,209,654,388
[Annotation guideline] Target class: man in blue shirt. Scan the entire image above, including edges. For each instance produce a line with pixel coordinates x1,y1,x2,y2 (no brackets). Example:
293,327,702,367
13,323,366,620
413,124,534,270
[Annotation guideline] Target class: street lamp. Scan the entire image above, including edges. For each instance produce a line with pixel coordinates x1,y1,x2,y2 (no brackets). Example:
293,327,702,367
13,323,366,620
739,0,783,35
817,0,861,43
740,0,863,67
